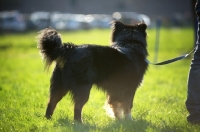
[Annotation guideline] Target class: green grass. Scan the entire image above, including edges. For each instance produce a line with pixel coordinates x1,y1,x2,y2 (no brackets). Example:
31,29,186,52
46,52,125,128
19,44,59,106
0,28,200,132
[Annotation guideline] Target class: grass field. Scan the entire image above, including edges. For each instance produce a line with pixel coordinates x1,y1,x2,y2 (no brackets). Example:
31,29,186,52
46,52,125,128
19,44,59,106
0,27,200,132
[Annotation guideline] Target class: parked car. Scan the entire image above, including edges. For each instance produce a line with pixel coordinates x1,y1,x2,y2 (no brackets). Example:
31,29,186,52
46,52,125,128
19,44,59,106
66,14,91,30
0,11,26,31
30,11,51,29
86,14,112,28
112,12,150,26
50,13,70,30
29,12,112,31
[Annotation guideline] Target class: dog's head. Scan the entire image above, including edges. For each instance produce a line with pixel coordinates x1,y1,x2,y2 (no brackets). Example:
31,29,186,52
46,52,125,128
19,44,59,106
111,21,147,46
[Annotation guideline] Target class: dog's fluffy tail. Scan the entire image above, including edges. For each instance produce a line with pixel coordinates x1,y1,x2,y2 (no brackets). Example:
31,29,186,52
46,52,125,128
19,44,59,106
37,28,63,69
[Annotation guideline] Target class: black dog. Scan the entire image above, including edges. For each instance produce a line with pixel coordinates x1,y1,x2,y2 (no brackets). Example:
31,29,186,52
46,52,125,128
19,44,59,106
37,21,148,122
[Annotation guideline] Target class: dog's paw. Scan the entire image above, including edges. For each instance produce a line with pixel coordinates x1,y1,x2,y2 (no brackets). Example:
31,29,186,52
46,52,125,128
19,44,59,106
124,114,133,120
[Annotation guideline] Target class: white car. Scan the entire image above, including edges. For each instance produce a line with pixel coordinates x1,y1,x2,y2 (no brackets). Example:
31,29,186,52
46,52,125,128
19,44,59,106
0,11,26,31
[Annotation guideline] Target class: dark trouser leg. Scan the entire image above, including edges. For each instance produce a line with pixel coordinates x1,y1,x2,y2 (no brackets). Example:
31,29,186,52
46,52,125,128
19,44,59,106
186,45,200,122
186,0,200,123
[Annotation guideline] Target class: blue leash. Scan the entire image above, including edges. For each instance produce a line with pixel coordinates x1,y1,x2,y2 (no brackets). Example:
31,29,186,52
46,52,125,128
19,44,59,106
146,45,197,65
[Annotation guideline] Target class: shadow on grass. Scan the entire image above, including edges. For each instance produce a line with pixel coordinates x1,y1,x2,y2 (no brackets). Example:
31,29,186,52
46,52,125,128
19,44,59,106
55,118,183,132
101,119,183,132
56,118,98,131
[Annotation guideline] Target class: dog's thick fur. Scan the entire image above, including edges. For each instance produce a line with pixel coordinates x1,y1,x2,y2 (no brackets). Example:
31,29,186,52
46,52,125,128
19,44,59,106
37,21,148,122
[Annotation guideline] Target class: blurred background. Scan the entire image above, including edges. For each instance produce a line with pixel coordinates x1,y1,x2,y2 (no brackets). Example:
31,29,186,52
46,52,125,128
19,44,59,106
0,0,193,32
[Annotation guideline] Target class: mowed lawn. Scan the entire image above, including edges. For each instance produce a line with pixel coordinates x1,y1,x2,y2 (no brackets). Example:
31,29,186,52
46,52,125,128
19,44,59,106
0,27,200,132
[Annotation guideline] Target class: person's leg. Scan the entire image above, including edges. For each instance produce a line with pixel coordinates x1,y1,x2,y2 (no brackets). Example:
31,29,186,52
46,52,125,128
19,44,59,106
186,45,200,123
186,0,200,123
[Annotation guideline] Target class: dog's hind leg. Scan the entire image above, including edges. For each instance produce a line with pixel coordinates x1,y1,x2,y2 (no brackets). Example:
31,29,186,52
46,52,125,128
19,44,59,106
123,103,133,120
122,91,135,120
45,67,68,119
45,87,68,119
112,103,123,119
72,84,92,123
105,95,123,119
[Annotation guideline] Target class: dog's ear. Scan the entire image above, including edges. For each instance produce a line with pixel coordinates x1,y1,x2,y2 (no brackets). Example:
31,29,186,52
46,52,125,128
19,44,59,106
137,23,147,31
111,21,125,29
